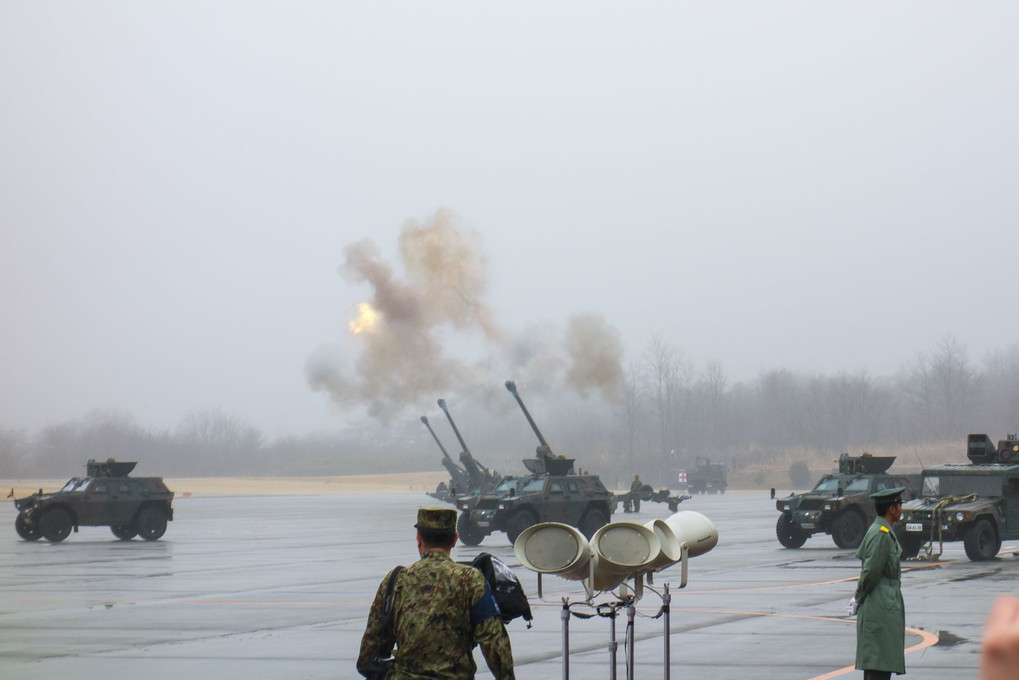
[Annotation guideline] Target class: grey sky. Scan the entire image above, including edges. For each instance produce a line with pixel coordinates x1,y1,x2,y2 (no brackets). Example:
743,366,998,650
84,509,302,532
2,3,1017,436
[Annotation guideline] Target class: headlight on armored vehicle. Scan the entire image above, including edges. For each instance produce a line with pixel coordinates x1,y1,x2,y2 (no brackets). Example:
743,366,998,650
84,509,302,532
955,511,966,522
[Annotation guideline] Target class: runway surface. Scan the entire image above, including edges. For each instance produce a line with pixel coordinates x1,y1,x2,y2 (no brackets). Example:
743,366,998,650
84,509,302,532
2,490,1016,679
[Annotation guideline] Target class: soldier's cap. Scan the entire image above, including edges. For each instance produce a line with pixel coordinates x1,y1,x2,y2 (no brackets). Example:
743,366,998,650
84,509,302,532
415,507,457,532
870,487,905,502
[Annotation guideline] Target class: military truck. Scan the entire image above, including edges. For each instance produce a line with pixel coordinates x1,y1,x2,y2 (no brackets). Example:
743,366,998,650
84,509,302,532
420,399,502,504
683,457,727,494
775,453,920,550
13,459,174,543
454,381,615,546
900,433,1019,561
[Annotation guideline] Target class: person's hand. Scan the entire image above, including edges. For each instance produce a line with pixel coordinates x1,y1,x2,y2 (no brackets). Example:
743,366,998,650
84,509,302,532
847,597,858,616
981,595,1019,680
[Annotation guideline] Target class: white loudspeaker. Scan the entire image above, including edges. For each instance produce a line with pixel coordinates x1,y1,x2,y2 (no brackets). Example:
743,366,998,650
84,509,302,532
589,522,661,591
513,522,593,582
663,510,718,558
643,518,684,572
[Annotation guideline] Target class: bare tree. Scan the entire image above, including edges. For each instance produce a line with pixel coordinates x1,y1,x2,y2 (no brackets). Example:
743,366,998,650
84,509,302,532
177,409,265,475
644,335,681,464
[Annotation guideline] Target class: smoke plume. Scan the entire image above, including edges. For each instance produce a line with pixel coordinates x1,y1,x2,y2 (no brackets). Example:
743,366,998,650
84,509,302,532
306,208,623,420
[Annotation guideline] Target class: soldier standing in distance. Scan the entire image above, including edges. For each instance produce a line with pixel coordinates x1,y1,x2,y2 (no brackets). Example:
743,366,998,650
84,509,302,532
852,487,906,680
630,475,643,512
357,507,515,680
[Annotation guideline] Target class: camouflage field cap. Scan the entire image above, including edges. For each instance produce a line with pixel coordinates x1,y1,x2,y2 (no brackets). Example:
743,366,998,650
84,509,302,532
870,486,905,502
415,507,457,531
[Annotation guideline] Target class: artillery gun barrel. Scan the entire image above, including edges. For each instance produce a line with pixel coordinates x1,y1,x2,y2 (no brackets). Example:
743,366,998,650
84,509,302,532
504,380,554,457
437,399,473,459
420,416,459,468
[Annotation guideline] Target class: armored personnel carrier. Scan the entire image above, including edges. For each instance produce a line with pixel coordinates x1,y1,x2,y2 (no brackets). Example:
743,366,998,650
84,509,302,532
684,457,727,494
421,399,502,504
900,433,1019,561
454,381,615,546
775,453,919,549
13,459,174,543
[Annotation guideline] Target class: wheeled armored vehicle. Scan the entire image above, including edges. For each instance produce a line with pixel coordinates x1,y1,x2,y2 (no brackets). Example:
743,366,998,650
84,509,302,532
775,453,919,550
455,381,614,546
13,459,174,543
900,433,1019,561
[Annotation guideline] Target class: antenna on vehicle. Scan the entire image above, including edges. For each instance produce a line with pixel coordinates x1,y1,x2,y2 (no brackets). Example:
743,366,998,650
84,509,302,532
913,449,926,472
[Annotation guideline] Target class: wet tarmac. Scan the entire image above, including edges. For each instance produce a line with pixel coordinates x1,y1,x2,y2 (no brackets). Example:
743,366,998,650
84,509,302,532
2,491,1016,679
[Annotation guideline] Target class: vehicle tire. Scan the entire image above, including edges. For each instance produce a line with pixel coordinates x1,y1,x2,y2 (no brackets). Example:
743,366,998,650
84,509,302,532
578,507,609,539
456,513,486,547
831,510,867,549
897,529,922,559
15,513,42,541
40,508,73,543
111,525,138,540
505,510,538,545
135,507,168,541
776,513,807,548
963,518,999,561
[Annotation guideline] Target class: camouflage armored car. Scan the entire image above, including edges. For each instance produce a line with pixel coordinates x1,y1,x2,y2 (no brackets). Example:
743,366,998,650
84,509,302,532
776,453,920,550
13,459,174,543
900,434,1019,561
454,382,615,546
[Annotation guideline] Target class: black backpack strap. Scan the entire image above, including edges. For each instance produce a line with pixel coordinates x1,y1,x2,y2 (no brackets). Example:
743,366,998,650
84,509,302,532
380,566,404,632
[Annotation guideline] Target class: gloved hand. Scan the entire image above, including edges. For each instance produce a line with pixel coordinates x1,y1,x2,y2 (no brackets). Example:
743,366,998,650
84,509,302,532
848,597,859,616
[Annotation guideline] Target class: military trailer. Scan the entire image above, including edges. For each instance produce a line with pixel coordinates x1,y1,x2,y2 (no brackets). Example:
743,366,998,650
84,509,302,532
13,459,174,543
775,453,920,550
683,457,727,494
454,381,615,546
900,433,1019,561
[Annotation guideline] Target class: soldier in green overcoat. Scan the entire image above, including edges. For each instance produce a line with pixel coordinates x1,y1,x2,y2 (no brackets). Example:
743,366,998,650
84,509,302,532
357,507,515,680
853,487,906,679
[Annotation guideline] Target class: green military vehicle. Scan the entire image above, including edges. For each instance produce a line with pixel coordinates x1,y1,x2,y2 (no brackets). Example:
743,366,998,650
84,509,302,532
455,381,615,546
775,453,920,550
13,459,174,543
684,457,727,494
900,433,1019,561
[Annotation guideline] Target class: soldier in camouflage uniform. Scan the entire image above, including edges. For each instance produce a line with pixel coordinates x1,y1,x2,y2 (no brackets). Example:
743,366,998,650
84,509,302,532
357,507,516,680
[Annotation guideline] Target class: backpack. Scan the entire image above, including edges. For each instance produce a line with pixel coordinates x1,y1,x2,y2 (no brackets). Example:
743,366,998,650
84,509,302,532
469,552,533,626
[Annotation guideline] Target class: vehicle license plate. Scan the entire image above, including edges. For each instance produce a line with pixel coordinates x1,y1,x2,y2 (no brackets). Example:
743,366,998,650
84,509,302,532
906,523,923,532
477,521,490,528
801,523,815,529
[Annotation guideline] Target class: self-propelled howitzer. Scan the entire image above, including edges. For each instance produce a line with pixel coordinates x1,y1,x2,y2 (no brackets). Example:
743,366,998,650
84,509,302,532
452,382,615,546
437,399,502,493
420,415,470,503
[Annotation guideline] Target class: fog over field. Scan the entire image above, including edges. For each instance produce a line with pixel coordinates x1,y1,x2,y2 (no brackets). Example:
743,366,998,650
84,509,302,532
2,4,1018,478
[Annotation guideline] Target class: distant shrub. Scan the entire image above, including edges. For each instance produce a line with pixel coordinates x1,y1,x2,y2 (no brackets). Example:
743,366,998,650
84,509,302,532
789,460,812,489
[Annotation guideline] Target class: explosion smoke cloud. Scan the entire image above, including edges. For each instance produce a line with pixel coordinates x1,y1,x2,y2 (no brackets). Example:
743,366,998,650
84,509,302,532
306,208,624,420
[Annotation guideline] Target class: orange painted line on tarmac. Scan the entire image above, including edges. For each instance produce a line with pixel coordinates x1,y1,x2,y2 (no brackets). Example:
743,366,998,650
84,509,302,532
638,606,938,680
806,626,939,680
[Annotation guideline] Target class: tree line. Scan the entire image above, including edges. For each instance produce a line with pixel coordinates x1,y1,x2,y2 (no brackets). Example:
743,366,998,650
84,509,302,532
1,337,1017,484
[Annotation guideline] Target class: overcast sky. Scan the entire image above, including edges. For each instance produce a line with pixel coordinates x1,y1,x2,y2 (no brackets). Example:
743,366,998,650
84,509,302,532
2,3,1017,436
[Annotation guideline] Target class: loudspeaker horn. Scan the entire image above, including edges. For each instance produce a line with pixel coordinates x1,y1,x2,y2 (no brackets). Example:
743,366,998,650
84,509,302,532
663,510,718,558
513,522,593,582
589,521,661,591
